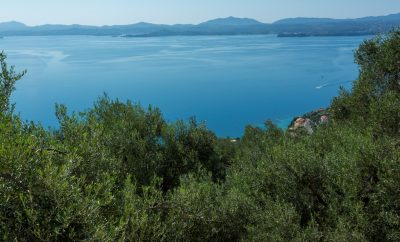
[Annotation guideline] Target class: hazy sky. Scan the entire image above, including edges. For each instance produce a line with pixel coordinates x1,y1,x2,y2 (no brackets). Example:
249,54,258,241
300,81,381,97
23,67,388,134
1,0,400,26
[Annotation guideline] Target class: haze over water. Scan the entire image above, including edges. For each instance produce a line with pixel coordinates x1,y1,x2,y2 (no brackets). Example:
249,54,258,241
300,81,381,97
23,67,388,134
2,35,367,136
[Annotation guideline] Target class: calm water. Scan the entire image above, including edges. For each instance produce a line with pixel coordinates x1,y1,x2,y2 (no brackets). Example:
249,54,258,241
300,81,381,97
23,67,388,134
1,35,368,136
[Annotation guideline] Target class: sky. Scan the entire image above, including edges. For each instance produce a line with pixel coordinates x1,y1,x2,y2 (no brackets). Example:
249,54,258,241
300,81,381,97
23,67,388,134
1,0,400,26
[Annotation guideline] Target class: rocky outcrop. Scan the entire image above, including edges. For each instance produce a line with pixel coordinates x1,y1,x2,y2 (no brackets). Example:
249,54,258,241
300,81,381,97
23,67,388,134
288,108,329,134
289,117,314,134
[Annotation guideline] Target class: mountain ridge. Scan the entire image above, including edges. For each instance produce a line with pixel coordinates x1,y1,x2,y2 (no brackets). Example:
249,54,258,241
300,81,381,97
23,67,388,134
1,13,400,37
199,16,263,26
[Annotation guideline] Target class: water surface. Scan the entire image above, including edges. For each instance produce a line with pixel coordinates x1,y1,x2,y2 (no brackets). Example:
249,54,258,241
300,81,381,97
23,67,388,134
1,35,368,136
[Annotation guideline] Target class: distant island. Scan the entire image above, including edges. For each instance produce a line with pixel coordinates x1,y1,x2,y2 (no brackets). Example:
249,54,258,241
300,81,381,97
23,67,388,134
1,13,400,37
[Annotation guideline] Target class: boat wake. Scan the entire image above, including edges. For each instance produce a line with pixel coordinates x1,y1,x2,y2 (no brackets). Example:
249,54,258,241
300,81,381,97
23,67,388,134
315,80,353,89
315,84,329,89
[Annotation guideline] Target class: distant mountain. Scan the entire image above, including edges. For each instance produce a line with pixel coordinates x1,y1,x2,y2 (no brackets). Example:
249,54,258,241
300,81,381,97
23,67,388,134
0,21,27,31
274,13,400,25
198,17,263,26
272,13,400,37
116,17,268,37
273,18,341,25
357,13,400,22
1,13,400,37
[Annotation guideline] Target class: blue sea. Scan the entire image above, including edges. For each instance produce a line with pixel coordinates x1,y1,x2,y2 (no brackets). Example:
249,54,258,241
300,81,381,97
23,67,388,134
1,35,369,136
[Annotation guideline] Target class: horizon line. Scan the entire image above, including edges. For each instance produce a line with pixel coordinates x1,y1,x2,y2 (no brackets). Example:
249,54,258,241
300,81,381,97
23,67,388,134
1,12,399,27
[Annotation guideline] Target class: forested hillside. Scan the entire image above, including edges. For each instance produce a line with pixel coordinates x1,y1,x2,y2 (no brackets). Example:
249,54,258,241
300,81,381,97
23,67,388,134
0,31,399,241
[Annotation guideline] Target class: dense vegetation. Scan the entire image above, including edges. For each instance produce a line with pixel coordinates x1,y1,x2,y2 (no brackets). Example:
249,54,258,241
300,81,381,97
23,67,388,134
0,31,399,241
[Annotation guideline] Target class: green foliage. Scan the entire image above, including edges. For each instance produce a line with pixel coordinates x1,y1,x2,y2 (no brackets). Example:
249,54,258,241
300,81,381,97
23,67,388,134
331,30,400,131
1,30,400,241
0,52,26,114
165,173,252,241
112,177,166,241
369,91,400,136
